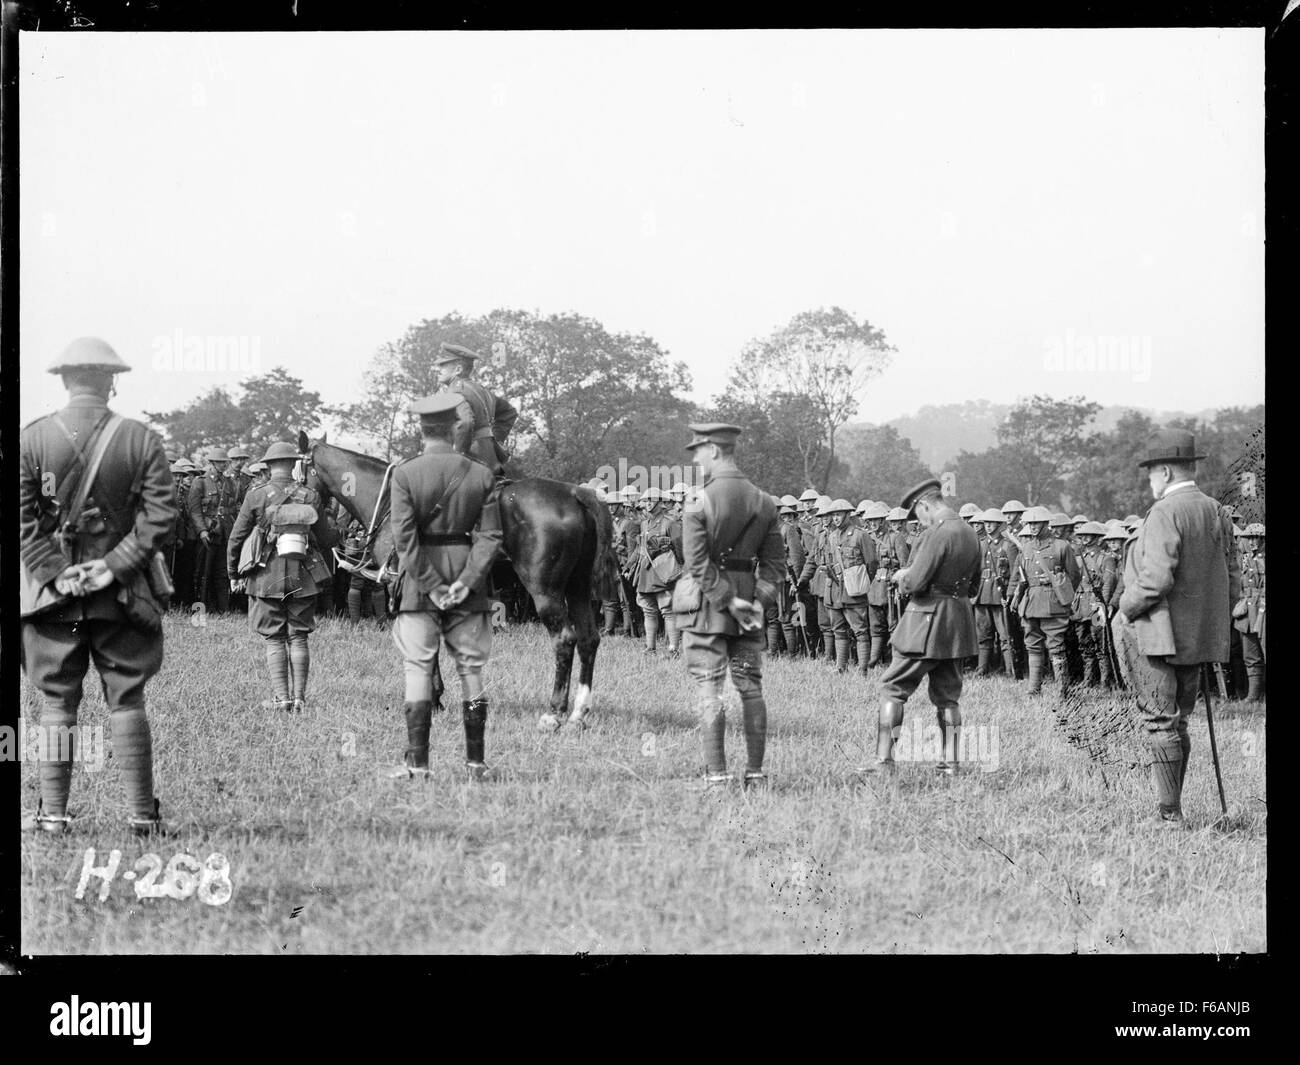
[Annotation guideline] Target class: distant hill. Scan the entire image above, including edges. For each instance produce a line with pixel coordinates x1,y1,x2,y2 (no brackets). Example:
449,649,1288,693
851,401,1221,470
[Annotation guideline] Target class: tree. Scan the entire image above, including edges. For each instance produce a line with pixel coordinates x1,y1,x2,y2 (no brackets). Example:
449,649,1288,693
950,443,1034,511
727,307,895,491
994,395,1102,505
834,424,935,504
701,390,829,493
145,367,323,459
330,309,694,477
1067,409,1159,519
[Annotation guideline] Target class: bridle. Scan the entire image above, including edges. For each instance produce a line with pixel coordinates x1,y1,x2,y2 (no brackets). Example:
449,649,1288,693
301,444,399,585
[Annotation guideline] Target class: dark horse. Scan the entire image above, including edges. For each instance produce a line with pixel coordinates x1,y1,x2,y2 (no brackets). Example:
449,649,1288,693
297,432,614,730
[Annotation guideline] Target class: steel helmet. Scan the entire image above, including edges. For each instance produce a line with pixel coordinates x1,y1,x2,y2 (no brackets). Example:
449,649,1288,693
670,483,689,500
978,508,1005,524
1071,513,1089,525
621,485,641,503
826,498,854,514
47,336,132,375
862,502,891,520
204,446,230,463
1001,499,1026,516
958,503,980,518
260,441,300,463
1020,505,1053,526
227,443,253,460
1241,522,1265,537
779,494,799,508
1076,521,1107,537
886,506,909,522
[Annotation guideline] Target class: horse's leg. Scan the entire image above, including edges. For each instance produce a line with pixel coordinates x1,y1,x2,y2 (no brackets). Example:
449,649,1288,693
534,593,578,733
568,589,601,729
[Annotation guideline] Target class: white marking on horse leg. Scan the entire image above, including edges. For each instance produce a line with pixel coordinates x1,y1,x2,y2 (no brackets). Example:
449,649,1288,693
569,684,593,725
537,712,562,733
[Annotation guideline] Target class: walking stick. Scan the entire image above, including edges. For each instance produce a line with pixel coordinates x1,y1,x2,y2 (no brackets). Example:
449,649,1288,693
1200,664,1229,819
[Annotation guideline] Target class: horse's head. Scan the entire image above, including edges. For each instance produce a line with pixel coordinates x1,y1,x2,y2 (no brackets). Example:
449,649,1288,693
297,430,330,503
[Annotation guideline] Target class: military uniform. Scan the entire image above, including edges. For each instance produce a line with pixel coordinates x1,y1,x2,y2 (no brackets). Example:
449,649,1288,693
389,392,505,778
1113,430,1242,826
822,501,878,673
227,443,338,711
973,511,1019,677
614,488,645,637
188,448,238,612
869,481,982,774
1011,511,1080,695
677,424,784,786
434,342,519,478
1233,526,1265,701
167,459,200,607
633,495,684,655
20,337,174,833
866,503,910,667
1071,523,1111,687
777,503,812,655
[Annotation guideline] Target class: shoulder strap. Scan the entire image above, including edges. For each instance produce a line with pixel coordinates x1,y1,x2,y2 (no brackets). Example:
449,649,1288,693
67,415,124,522
432,456,473,518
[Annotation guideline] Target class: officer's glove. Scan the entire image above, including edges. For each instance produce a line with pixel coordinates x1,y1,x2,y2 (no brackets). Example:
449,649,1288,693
435,581,470,610
1231,598,1248,619
892,567,909,586
728,597,764,632
77,559,114,593
200,531,211,545
54,565,88,597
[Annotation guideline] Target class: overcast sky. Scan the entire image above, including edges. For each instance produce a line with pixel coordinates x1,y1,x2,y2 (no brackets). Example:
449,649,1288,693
19,29,1264,434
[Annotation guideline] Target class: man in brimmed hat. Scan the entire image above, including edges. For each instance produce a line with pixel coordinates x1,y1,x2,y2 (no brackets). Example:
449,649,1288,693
433,341,519,480
228,442,337,713
388,391,505,781
1008,505,1079,696
678,424,784,790
20,337,175,836
1233,523,1265,701
188,444,238,613
1114,428,1242,828
860,479,981,777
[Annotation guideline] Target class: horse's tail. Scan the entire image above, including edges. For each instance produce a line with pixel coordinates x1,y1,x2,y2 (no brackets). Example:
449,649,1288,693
571,483,615,588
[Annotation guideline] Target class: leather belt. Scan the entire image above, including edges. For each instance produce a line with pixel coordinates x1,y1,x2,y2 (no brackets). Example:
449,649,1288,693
420,532,472,545
473,427,494,440
720,558,755,572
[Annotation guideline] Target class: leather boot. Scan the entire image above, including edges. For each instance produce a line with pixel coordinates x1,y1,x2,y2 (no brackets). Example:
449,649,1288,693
937,706,962,775
1098,651,1114,690
463,698,489,776
1084,656,1100,687
1026,653,1045,695
602,607,619,636
1245,674,1264,702
767,619,785,657
857,635,872,675
404,700,433,772
976,648,992,676
859,698,905,773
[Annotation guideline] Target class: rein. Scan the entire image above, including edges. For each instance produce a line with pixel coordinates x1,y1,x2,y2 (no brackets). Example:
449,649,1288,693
305,445,399,584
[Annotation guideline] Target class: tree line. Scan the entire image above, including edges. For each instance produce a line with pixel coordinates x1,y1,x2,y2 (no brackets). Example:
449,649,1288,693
145,307,1264,520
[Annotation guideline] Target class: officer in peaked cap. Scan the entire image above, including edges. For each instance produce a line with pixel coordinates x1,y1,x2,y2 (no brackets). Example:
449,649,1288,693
434,341,519,479
21,337,174,836
861,478,981,777
679,422,785,789
386,390,505,781
227,441,337,714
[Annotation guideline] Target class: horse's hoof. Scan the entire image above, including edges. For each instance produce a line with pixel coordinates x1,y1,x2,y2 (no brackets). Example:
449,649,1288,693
537,713,562,733
565,714,590,731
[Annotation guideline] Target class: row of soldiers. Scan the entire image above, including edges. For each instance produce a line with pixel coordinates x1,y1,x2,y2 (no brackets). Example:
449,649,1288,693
585,480,1266,704
165,446,388,624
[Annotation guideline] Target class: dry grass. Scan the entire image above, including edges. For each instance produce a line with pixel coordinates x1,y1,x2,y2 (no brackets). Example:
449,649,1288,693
20,610,1266,954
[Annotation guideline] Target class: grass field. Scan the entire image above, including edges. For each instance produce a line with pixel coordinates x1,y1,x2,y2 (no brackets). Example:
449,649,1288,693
20,609,1267,955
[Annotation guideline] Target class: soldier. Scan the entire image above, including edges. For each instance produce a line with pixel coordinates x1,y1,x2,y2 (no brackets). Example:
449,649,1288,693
342,518,389,624
677,424,784,790
433,342,519,479
226,443,254,506
188,445,237,612
1072,521,1111,687
245,459,270,490
776,496,811,655
959,502,981,529
633,486,684,657
793,489,824,657
20,337,174,835
860,479,982,776
1001,500,1026,537
1114,429,1241,828
823,498,878,674
227,442,337,713
799,496,838,664
973,507,1020,677
167,458,199,608
1233,523,1265,702
615,484,645,638
388,392,505,781
599,488,625,636
1010,505,1080,695
859,502,899,668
